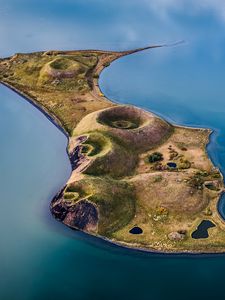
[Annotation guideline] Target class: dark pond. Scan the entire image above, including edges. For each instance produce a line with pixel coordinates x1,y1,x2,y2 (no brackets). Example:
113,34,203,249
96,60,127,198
129,226,143,234
167,162,177,168
191,220,216,239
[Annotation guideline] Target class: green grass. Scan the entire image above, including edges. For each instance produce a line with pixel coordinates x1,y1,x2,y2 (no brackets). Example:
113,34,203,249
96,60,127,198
80,131,111,156
0,51,111,133
178,158,191,169
64,192,80,202
110,119,138,129
98,113,140,130
63,176,136,236
148,152,163,163
79,131,138,178
49,58,74,70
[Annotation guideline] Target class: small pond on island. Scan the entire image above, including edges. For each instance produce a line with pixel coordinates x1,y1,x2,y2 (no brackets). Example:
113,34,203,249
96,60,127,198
167,162,177,168
129,226,143,234
191,220,216,239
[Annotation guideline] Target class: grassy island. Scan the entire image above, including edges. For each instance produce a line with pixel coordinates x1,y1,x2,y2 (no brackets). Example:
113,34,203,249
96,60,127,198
1,46,225,253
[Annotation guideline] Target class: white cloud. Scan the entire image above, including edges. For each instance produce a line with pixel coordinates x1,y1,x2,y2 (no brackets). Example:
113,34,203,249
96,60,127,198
1,0,225,58
143,0,225,21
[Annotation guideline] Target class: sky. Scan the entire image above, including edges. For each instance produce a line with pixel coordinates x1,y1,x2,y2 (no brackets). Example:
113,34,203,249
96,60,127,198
1,0,225,57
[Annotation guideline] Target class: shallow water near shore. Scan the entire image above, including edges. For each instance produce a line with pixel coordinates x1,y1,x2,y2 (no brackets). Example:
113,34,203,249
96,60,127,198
1,1,225,300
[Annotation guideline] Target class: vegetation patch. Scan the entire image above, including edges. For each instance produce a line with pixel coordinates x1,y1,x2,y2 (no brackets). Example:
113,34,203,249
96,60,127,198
98,107,142,129
148,152,163,163
178,158,191,169
64,192,79,200
153,207,169,222
0,51,107,133
49,58,68,70
110,119,138,129
65,183,89,199
80,133,109,157
53,176,136,237
187,174,205,190
153,175,163,182
81,132,137,178
168,146,179,160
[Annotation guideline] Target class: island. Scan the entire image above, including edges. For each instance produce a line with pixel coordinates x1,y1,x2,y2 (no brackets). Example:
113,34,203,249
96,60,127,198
0,46,225,253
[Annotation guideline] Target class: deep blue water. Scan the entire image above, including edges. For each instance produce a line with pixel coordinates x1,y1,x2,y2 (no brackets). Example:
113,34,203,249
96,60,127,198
1,1,225,299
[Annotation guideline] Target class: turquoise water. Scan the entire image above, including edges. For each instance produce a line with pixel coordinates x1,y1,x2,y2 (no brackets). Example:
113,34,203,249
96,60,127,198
1,1,225,299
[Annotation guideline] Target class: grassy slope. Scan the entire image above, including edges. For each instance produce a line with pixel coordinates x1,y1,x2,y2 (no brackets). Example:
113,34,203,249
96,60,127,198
0,51,113,134
64,176,135,236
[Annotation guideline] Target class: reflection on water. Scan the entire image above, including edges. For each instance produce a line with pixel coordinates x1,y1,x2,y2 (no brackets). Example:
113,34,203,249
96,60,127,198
1,1,225,300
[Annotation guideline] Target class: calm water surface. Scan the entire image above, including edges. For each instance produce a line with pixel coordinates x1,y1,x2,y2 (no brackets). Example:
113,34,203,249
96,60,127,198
1,1,225,300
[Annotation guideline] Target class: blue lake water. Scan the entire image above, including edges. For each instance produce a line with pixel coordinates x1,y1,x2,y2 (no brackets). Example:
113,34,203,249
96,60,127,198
1,1,225,299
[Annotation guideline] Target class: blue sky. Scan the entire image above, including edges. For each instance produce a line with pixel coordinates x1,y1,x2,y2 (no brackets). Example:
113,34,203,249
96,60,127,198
1,0,225,56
